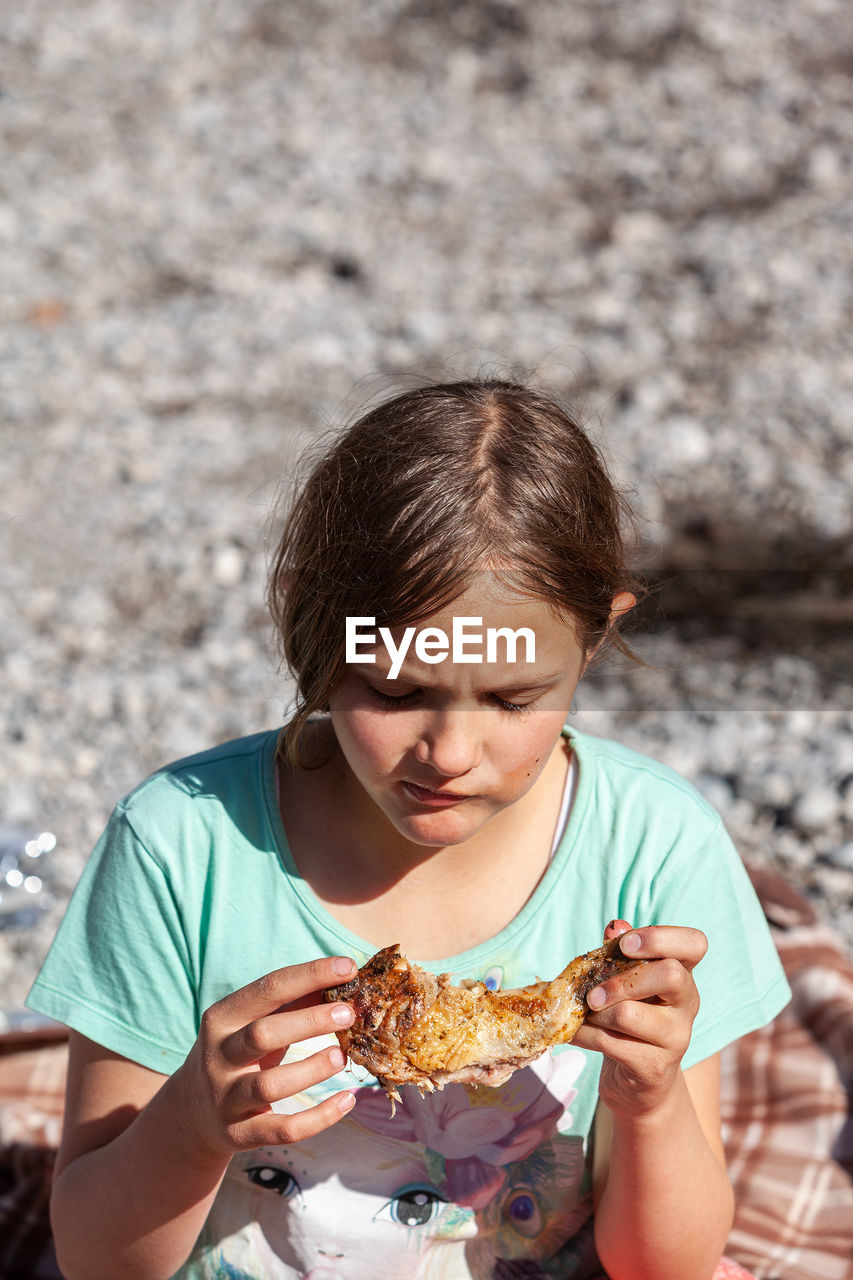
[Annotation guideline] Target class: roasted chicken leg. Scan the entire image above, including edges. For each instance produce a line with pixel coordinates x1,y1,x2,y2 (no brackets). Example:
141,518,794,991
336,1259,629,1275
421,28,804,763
325,937,643,1106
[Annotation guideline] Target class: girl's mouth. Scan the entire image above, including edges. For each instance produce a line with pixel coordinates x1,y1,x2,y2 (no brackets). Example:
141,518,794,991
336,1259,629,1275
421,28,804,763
402,780,471,807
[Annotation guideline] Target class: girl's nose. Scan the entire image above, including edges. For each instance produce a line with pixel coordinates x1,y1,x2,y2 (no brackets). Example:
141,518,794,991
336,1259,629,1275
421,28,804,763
414,714,483,777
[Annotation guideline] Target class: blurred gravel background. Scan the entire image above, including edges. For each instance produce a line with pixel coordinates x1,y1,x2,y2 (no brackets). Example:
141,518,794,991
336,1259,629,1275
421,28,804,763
1,0,852,1017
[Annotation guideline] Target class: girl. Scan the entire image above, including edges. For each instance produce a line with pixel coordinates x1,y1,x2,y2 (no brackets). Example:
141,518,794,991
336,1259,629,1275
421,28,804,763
28,379,789,1280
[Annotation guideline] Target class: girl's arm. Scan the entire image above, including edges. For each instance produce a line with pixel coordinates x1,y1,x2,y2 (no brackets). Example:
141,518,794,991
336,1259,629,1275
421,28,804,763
573,923,735,1280
50,955,358,1280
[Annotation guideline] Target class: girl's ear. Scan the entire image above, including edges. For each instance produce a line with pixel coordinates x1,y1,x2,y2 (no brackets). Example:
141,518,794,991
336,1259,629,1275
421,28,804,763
579,591,637,676
608,591,636,625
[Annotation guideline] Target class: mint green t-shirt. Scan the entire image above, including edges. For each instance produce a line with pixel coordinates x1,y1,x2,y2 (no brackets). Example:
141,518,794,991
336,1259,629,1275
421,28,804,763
28,728,790,1279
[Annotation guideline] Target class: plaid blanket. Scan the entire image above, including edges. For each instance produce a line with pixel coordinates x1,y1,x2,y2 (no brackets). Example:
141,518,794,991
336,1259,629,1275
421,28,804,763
0,1027,65,1280
720,867,853,1280
1,867,850,1280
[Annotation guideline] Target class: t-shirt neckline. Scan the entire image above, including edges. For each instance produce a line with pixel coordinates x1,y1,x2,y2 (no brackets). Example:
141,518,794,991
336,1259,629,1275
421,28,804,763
260,726,591,973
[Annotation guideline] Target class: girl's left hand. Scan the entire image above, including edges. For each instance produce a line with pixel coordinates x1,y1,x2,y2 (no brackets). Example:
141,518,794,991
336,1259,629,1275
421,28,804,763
570,919,708,1121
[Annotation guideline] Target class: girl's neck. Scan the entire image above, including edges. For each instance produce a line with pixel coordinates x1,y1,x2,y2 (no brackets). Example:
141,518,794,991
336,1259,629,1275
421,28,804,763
277,729,572,959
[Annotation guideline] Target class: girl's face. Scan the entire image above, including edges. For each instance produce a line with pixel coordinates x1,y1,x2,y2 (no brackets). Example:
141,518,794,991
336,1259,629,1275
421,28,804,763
327,580,593,849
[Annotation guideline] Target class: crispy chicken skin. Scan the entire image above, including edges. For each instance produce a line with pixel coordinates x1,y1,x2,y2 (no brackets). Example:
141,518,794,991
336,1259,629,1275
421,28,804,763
325,937,643,1106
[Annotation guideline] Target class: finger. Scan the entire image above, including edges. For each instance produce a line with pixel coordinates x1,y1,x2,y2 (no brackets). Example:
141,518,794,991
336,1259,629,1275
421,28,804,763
232,1088,357,1151
572,1019,683,1075
614,926,708,969
584,990,670,1044
604,918,632,941
206,956,357,1032
579,989,696,1060
587,956,699,1014
220,1001,355,1068
227,1045,351,1121
583,966,698,1059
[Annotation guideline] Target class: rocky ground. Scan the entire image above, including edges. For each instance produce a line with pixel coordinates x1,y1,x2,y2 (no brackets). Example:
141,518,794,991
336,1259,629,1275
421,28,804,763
1,0,851,1020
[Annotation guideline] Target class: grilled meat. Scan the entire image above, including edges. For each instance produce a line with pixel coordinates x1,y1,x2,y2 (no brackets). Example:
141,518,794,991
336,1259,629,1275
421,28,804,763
325,937,642,1106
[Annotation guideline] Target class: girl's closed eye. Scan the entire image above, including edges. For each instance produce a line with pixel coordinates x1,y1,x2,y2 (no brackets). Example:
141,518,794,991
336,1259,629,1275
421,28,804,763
489,695,537,715
367,685,419,708
366,684,536,715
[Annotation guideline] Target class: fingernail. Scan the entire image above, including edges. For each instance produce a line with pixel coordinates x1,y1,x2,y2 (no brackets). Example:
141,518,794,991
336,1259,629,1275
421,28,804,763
333,956,356,976
338,1091,356,1114
330,1003,353,1026
621,933,642,953
329,1046,346,1068
587,987,606,1009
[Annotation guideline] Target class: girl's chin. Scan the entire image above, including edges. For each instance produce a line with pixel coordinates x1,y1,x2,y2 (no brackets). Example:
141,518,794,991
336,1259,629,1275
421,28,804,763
392,806,491,847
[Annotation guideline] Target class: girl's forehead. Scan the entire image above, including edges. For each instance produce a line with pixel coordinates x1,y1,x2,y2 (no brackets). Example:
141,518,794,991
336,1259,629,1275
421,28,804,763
405,577,568,628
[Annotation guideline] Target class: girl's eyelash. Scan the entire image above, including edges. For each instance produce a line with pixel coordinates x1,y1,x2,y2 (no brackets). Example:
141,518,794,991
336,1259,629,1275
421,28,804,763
367,687,535,715
369,688,418,708
497,698,534,715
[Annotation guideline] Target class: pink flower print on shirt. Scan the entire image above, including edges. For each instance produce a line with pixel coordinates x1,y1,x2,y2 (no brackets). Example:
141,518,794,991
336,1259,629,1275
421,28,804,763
350,1049,586,1209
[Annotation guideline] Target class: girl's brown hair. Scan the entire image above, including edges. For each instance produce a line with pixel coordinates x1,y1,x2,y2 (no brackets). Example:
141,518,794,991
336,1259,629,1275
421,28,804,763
268,378,641,767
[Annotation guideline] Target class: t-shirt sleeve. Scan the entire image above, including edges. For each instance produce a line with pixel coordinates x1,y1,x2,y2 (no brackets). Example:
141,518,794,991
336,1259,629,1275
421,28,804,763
26,802,199,1075
642,817,791,1068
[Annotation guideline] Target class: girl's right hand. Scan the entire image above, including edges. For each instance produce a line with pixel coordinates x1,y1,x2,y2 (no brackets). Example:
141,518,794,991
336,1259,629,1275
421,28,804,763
173,955,357,1161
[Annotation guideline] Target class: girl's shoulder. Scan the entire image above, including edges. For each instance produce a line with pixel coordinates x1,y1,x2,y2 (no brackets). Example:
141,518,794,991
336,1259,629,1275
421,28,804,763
566,727,724,837
124,728,278,799
112,729,281,854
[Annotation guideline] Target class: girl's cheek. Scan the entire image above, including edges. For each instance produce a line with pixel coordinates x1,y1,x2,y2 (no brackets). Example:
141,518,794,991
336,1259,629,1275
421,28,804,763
497,721,565,777
339,713,408,768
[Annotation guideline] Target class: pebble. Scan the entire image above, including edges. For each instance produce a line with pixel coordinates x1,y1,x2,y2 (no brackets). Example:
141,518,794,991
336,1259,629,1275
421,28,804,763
792,788,842,835
828,844,853,873
212,544,246,588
